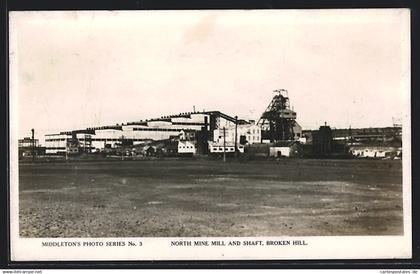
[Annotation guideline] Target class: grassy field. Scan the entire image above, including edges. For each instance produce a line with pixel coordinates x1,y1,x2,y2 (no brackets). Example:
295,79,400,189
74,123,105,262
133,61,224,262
18,158,403,237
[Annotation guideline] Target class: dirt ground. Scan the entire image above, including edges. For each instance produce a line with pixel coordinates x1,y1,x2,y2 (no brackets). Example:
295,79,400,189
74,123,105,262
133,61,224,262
18,158,403,237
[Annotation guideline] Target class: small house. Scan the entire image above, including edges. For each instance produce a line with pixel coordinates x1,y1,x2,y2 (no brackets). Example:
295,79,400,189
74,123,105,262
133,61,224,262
269,140,303,158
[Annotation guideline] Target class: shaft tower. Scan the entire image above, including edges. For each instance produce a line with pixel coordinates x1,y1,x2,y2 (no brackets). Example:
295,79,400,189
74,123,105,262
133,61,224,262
257,89,297,142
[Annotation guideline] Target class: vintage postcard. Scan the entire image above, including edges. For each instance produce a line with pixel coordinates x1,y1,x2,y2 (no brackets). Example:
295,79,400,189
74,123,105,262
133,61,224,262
9,9,411,261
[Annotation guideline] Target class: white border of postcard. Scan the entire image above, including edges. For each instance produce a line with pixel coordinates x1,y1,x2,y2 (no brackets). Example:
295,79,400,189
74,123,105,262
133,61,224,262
9,9,412,261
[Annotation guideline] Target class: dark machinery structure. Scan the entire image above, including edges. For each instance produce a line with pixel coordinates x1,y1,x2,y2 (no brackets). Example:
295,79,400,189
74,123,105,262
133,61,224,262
312,124,333,156
257,89,297,142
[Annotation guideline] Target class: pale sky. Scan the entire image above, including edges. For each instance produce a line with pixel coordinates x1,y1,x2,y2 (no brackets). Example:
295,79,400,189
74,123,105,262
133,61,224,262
10,9,410,143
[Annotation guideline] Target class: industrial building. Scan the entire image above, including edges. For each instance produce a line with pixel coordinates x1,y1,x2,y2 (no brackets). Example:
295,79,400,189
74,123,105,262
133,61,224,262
42,89,401,160
45,111,249,155
349,146,402,159
301,124,402,159
19,129,46,158
303,126,402,143
19,137,39,148
212,123,261,145
347,135,402,159
42,90,312,158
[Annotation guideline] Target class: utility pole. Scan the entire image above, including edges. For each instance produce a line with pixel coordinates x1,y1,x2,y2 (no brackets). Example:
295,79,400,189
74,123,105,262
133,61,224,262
121,135,125,161
234,116,238,158
65,137,68,161
223,127,226,162
31,128,35,161
349,125,352,142
31,128,34,148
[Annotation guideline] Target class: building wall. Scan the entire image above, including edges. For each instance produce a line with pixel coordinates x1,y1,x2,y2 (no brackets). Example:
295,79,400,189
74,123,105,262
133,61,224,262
18,138,39,148
269,147,291,157
44,111,239,154
45,134,69,154
178,140,197,154
350,146,400,158
213,124,261,145
171,113,210,129
86,113,213,149
217,119,236,130
124,126,179,142
270,143,302,158
293,122,302,139
241,124,261,144
90,129,123,150
45,133,93,154
208,141,245,153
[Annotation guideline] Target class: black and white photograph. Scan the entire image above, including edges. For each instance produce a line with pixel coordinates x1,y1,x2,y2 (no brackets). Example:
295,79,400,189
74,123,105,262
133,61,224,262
9,9,411,260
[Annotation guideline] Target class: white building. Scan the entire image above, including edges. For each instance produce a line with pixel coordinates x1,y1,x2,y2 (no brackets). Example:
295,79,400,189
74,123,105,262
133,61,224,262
293,122,303,140
44,133,70,154
91,128,124,150
349,146,401,159
269,141,302,158
45,133,93,154
45,111,239,154
178,140,197,154
213,123,261,146
208,141,245,154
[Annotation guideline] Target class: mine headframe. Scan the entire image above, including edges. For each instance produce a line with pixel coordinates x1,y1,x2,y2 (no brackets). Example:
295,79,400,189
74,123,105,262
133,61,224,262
257,89,297,142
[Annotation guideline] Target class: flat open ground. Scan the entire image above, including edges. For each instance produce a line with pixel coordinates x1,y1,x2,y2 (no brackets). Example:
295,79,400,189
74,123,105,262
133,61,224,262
18,158,403,237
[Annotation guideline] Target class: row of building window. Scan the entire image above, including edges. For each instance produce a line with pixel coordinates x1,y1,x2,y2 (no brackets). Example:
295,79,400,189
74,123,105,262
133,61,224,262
247,135,260,140
133,128,183,132
46,138,153,142
46,129,196,142
211,147,235,152
171,122,205,126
